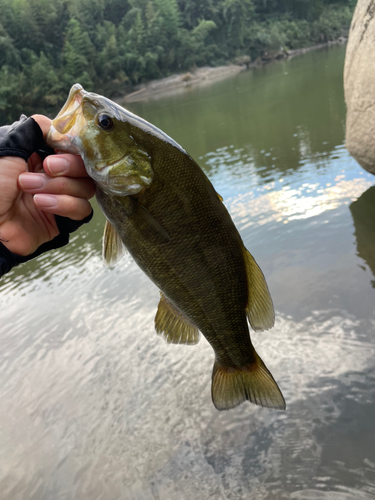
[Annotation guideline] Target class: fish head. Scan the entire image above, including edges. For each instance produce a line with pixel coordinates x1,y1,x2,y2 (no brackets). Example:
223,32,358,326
47,83,153,196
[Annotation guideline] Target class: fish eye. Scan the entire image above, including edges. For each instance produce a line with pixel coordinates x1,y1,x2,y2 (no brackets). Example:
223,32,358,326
97,114,114,130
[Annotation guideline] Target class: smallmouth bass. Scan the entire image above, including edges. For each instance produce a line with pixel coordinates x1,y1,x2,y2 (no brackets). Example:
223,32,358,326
47,84,285,411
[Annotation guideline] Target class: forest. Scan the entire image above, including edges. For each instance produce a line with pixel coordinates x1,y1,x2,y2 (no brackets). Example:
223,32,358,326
0,0,355,125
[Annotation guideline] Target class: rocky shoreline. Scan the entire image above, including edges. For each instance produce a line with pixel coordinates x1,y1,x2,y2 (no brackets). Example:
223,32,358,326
120,37,347,104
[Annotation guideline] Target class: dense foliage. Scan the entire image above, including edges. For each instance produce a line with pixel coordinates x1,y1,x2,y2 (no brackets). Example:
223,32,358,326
0,0,355,124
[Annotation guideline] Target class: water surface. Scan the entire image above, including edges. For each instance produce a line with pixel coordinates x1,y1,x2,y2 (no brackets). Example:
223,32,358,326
1,44,375,500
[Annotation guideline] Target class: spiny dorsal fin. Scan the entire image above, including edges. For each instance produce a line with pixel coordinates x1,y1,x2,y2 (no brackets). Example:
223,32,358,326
155,292,200,345
243,248,275,331
102,220,127,266
211,351,285,411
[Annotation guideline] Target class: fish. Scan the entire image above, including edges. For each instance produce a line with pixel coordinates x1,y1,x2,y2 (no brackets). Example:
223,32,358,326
47,83,285,411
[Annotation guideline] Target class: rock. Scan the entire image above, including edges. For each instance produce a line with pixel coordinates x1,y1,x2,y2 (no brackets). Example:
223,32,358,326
261,51,273,61
344,0,375,175
261,48,288,63
234,55,251,69
275,49,286,60
252,57,263,67
180,73,193,82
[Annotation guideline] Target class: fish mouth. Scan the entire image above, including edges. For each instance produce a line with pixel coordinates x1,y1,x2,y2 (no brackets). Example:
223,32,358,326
46,83,89,153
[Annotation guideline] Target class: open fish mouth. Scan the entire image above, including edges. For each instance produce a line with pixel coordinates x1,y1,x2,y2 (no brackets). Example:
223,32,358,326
46,83,89,153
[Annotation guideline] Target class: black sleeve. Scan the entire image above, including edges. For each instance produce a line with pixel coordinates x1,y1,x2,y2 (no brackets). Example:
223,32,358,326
0,116,94,278
0,115,51,161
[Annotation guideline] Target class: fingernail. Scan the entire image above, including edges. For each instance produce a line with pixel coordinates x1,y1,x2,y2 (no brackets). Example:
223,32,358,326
19,173,45,189
46,156,69,175
34,194,57,209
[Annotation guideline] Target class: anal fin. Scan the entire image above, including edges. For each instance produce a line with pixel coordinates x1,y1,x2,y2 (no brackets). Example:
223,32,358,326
155,292,200,345
243,248,275,332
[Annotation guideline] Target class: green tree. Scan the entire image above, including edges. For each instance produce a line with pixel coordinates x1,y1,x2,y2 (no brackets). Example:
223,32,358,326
0,0,356,125
221,0,256,49
178,19,217,67
153,0,181,70
0,66,24,123
62,18,96,90
20,51,61,110
176,0,218,29
96,22,128,94
0,23,21,67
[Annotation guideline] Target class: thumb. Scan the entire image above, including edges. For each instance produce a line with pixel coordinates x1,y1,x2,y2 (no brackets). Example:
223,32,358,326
31,115,52,139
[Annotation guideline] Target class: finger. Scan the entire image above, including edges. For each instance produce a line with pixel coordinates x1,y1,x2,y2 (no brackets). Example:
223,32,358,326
44,154,89,178
33,194,93,220
31,114,51,138
18,172,96,200
0,157,27,209
27,152,44,173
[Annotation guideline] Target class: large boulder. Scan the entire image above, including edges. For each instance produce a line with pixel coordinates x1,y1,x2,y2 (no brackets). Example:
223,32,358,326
344,0,375,175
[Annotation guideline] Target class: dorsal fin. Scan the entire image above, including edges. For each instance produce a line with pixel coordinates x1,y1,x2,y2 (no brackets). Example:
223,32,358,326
243,248,275,331
155,292,200,345
102,220,127,266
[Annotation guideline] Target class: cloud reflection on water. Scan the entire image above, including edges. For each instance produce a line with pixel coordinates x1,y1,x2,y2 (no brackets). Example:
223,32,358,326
231,177,373,229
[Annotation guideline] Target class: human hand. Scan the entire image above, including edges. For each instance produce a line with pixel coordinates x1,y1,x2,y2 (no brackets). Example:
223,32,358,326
0,115,95,257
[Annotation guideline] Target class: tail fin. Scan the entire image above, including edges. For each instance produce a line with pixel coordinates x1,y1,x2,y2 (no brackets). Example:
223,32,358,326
211,352,285,411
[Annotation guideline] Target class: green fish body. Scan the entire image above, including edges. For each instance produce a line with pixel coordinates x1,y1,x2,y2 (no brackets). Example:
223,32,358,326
47,84,285,411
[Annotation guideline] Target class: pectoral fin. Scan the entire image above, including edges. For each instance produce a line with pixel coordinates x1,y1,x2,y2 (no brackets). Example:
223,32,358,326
130,198,171,245
102,220,127,266
243,248,275,331
155,292,200,345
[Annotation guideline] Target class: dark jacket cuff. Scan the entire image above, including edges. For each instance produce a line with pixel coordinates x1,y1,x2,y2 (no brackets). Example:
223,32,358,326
0,116,48,162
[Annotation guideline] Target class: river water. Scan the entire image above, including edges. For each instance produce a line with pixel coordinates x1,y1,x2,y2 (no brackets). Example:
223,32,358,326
1,44,375,500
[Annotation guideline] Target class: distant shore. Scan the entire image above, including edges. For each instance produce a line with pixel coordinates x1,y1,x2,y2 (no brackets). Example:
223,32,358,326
120,37,347,104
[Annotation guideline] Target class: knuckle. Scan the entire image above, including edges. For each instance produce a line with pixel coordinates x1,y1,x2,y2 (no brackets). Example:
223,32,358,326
58,178,70,192
66,195,80,213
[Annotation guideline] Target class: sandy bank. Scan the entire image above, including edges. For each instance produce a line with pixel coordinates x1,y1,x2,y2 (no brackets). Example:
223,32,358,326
121,65,245,103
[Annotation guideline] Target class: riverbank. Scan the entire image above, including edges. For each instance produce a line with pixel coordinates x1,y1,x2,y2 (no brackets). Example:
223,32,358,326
121,37,347,104
121,65,245,103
